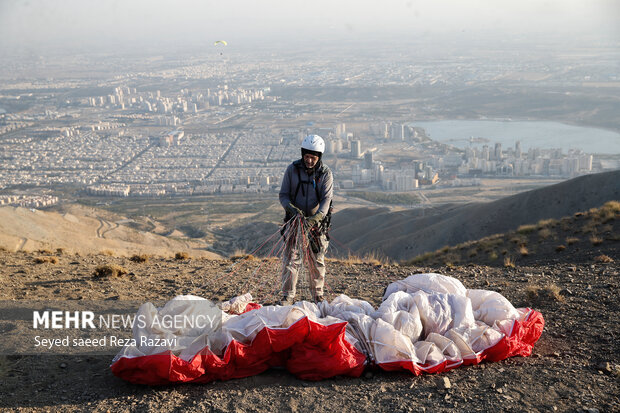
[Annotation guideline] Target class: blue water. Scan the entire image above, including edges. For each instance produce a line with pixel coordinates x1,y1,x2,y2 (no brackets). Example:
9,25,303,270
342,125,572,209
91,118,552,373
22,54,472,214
411,120,620,154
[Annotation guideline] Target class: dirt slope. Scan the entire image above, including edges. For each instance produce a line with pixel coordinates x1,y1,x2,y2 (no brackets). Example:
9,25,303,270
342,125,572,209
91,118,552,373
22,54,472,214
0,206,221,259
0,246,618,412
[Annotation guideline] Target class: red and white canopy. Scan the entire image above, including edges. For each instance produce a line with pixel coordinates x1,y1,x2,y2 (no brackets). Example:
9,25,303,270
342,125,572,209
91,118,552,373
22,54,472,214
111,273,544,384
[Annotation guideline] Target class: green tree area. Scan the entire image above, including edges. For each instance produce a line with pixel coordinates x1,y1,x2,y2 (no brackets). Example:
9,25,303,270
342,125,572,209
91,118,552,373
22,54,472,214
346,191,421,205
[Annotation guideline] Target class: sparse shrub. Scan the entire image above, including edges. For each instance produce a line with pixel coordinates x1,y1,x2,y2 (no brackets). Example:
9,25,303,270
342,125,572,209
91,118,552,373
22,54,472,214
37,249,53,254
130,254,149,263
556,245,566,252
519,245,529,256
443,252,461,266
407,251,435,265
537,218,558,229
602,200,620,213
594,255,614,263
594,201,619,223
598,209,616,223
230,249,257,262
439,245,450,254
341,251,390,266
581,222,597,234
231,253,257,262
538,228,553,240
339,254,363,266
574,212,585,218
479,237,504,252
230,249,247,259
560,218,572,231
510,236,528,245
517,224,536,235
601,224,614,234
488,251,498,261
93,264,127,278
101,249,114,256
468,249,478,258
503,256,515,268
457,242,468,251
589,236,603,246
566,237,579,245
56,248,65,255
34,256,58,264
362,251,391,266
526,284,564,304
501,249,508,256
174,252,190,260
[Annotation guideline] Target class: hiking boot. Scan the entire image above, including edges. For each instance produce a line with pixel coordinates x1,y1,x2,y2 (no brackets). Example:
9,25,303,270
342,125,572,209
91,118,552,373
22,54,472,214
279,296,295,306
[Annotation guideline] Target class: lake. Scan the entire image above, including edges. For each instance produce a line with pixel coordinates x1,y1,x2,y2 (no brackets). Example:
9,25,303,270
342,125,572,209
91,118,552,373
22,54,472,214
410,120,620,154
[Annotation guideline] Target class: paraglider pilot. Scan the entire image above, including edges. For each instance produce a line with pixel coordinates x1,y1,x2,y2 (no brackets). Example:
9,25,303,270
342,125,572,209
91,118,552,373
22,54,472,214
279,134,333,305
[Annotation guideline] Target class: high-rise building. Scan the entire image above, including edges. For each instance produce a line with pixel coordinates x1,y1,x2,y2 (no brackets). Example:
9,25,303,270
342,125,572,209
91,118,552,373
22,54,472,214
336,123,346,139
336,139,343,152
515,141,522,159
424,165,433,180
482,145,490,161
412,161,424,175
494,143,502,160
579,154,593,171
364,151,373,169
390,123,405,140
351,140,362,158
325,139,335,154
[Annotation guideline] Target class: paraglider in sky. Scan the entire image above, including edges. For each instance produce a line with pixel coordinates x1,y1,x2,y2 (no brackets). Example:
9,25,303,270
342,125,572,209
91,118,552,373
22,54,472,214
214,40,227,55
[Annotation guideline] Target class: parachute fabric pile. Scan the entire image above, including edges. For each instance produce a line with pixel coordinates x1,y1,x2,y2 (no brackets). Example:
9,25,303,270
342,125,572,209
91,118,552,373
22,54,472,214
111,273,544,384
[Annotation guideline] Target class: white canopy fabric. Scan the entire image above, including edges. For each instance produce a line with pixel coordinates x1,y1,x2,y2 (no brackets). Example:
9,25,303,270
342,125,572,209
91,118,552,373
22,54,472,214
111,273,544,384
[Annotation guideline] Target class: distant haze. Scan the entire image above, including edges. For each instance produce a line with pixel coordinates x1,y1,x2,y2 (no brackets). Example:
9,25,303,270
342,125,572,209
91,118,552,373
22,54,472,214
0,0,618,55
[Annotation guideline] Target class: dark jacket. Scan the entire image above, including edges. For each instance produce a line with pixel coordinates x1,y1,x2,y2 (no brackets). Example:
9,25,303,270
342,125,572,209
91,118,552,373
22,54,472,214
279,159,333,217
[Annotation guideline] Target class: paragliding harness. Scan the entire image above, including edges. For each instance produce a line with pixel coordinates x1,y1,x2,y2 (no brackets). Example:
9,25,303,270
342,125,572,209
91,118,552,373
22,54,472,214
282,161,333,253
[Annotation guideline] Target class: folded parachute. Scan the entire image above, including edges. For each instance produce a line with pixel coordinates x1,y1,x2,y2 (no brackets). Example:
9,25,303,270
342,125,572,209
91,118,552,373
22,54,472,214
111,273,544,384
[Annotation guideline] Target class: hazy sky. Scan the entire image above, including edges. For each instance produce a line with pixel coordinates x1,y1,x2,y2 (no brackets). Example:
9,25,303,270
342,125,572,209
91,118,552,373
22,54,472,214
0,0,618,54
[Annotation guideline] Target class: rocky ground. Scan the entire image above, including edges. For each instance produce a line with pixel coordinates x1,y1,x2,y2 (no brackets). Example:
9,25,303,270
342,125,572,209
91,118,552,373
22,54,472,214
0,247,618,412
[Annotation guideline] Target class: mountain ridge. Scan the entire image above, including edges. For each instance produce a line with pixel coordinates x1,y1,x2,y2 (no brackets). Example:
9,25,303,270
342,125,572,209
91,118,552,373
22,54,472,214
331,170,620,260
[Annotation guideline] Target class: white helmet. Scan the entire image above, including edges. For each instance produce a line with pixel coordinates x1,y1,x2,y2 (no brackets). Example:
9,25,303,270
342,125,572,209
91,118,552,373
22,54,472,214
301,134,325,154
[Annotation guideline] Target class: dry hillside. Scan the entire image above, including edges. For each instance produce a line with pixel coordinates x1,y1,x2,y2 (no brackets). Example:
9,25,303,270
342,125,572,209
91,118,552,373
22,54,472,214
406,201,620,267
0,204,221,260
0,211,618,411
331,170,620,261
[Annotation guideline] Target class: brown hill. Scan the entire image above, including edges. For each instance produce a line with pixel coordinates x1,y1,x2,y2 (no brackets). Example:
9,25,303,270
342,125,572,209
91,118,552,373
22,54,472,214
405,201,620,267
0,205,222,259
331,170,620,261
